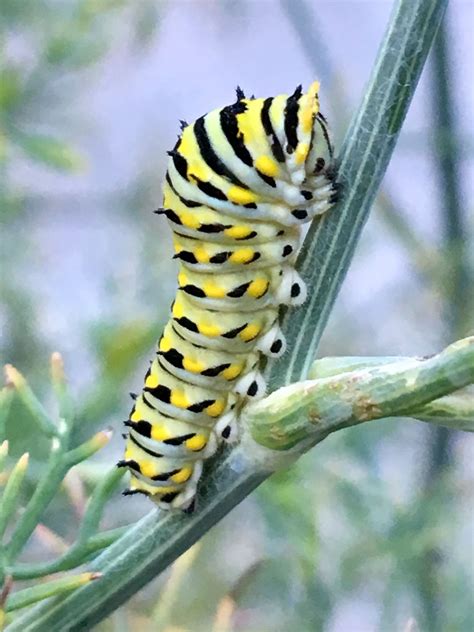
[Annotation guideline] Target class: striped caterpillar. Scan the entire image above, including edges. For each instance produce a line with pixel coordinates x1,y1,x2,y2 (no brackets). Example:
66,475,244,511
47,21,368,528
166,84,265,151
118,82,337,511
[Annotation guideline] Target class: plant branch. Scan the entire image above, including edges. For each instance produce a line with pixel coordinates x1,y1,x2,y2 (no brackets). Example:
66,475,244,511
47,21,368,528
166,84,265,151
247,337,474,450
266,0,448,389
9,528,128,581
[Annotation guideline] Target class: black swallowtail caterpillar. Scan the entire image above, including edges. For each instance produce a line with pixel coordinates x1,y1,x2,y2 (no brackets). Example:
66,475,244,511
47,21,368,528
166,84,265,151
118,82,337,511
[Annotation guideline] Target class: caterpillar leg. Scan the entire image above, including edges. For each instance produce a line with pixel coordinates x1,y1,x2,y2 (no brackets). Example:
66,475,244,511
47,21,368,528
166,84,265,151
153,461,203,512
255,322,286,358
215,409,240,443
234,369,266,400
276,267,307,306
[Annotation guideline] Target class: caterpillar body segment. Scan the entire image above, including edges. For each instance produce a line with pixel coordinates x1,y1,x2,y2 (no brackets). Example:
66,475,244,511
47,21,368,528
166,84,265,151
121,82,337,510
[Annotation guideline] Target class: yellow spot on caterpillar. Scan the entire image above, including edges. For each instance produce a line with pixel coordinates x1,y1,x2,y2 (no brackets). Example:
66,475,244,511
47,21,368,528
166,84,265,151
172,299,184,319
225,225,253,240
159,336,171,352
309,80,320,98
295,142,309,164
163,191,172,207
229,248,255,264
145,373,159,388
130,410,141,422
170,390,189,409
240,323,261,341
198,322,221,337
173,243,183,254
125,447,132,460
171,467,192,484
299,81,320,133
227,186,258,206
140,460,155,478
222,364,243,380
182,357,205,373
236,98,264,145
180,212,200,229
247,278,269,298
203,281,226,298
178,130,193,156
188,163,209,181
205,399,225,417
178,272,188,286
151,424,171,442
194,245,210,263
300,107,314,134
186,434,207,451
255,155,279,177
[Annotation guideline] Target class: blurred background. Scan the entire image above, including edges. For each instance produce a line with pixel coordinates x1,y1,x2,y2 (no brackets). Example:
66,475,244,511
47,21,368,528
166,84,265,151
1,1,473,631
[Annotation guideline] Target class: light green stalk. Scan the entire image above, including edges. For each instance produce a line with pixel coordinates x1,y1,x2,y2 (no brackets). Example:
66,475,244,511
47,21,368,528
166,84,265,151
247,337,474,450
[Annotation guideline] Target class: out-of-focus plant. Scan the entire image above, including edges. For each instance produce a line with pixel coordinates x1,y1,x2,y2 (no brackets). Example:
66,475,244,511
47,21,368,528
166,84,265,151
0,354,126,626
0,0,161,386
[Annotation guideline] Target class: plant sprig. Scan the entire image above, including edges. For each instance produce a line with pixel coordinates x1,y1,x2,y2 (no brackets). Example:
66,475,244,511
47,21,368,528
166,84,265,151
0,355,126,618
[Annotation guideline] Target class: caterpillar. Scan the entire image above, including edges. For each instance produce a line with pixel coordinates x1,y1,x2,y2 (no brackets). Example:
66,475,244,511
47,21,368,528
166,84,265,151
118,82,337,511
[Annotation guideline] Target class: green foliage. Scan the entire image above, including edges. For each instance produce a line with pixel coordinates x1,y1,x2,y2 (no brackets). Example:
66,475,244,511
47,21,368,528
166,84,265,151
0,359,126,623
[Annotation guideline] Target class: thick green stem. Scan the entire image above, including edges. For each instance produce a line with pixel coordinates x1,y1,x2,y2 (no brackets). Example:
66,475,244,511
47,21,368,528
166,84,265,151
247,337,474,450
266,0,447,389
309,355,474,431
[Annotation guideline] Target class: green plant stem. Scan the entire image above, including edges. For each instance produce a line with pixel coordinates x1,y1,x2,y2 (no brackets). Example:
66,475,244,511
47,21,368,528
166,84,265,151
5,573,101,613
76,467,124,543
281,0,437,301
50,353,74,429
419,16,471,631
6,431,111,563
248,337,474,450
309,355,474,432
266,0,447,389
3,368,58,439
411,391,474,432
0,455,29,542
0,389,14,440
5,447,64,563
0,441,8,472
9,527,128,581
5,1,448,629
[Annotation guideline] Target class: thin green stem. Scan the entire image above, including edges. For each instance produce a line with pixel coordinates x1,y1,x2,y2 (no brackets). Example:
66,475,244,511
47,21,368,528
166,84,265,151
6,430,111,563
77,467,124,543
5,573,101,613
419,16,472,631
5,447,65,563
9,527,128,581
309,355,474,432
3,367,59,439
0,455,29,542
0,389,14,440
